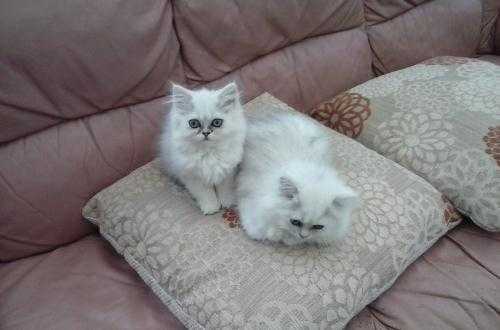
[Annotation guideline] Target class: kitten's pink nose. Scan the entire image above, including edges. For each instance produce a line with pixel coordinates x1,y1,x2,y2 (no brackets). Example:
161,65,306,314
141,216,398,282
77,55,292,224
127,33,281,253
202,130,211,137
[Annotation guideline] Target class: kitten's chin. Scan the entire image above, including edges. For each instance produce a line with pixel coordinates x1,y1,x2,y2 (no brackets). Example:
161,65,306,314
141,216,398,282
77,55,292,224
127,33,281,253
282,235,308,246
282,234,334,247
191,136,213,143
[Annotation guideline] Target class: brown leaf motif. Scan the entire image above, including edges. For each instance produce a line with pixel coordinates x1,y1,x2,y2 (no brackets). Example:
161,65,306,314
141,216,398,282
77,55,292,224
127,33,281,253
441,195,463,225
484,126,500,167
223,208,240,229
310,92,371,138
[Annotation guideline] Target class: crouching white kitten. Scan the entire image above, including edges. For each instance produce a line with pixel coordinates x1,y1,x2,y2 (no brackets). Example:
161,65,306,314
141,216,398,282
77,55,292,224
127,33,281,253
237,110,359,246
159,82,246,215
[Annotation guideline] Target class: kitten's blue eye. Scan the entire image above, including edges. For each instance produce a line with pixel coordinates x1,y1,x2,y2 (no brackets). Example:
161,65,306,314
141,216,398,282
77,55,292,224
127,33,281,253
188,119,201,129
211,118,223,127
311,225,324,230
290,219,303,227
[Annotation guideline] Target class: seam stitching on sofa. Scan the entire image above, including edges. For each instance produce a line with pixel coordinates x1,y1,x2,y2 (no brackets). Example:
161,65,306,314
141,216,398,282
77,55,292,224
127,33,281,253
2,27,367,147
0,94,167,147
4,15,369,147
2,0,188,147
0,171,56,225
170,0,204,86
367,0,434,28
185,25,367,86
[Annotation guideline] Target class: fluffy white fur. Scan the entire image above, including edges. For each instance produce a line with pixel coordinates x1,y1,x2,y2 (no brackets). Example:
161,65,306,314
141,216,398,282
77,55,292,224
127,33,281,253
237,111,359,246
159,82,246,215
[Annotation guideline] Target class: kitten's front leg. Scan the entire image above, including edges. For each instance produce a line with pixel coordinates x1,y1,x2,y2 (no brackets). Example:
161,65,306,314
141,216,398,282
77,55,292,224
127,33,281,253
216,171,236,208
183,178,220,215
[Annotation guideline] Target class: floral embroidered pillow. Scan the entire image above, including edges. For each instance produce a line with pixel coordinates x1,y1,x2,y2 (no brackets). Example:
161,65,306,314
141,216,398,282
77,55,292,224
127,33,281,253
83,93,462,329
311,57,500,231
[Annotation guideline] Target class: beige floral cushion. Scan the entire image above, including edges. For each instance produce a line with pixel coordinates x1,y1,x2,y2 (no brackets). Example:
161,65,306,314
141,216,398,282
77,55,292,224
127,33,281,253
83,93,462,329
311,57,500,231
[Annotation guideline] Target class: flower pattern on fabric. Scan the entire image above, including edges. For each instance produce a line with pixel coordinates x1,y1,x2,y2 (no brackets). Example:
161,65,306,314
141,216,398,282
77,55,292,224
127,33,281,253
184,290,245,329
260,244,383,330
430,149,500,231
310,93,370,138
422,56,479,66
391,188,451,271
310,92,371,138
320,267,382,329
350,75,403,98
104,208,172,281
261,244,360,296
345,171,406,251
455,61,500,80
395,80,455,114
350,64,448,98
374,112,455,173
391,64,449,81
453,77,500,118
222,208,240,229
245,302,318,330
484,126,500,167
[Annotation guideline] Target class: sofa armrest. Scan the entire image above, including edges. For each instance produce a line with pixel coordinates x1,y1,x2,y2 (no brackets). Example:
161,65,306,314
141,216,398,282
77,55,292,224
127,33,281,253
496,10,500,54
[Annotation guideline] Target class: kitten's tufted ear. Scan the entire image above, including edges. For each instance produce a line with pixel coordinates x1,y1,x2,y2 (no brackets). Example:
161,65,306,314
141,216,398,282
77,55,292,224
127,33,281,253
171,83,192,98
279,176,298,200
332,188,359,212
217,82,240,111
171,83,192,112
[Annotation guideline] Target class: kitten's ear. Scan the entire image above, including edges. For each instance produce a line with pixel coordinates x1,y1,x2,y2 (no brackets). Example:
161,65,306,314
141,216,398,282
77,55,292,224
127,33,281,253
218,82,239,111
171,83,191,98
171,83,192,112
332,189,359,212
279,176,298,200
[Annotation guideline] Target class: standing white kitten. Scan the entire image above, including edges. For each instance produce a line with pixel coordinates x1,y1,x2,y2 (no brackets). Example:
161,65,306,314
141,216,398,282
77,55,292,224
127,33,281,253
159,82,246,215
237,110,359,246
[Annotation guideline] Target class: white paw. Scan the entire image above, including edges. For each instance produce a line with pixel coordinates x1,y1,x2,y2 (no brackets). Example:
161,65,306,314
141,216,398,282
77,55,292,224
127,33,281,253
219,193,235,208
199,199,221,215
265,228,281,242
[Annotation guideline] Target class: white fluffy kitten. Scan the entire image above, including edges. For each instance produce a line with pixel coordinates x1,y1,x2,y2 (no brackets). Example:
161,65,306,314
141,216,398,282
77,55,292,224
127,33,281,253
237,110,359,246
159,82,246,215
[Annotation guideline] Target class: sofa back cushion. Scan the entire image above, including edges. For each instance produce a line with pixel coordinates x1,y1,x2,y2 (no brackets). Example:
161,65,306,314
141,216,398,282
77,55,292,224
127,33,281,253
478,0,500,54
496,8,500,53
174,0,365,83
366,0,483,75
0,0,183,261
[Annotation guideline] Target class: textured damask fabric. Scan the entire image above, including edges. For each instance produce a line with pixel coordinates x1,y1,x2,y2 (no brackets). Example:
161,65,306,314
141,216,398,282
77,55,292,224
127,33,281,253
311,57,500,231
83,94,461,329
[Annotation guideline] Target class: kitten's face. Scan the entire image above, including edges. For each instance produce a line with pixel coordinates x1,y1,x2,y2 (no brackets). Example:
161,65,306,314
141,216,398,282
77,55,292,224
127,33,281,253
170,83,243,144
273,176,358,246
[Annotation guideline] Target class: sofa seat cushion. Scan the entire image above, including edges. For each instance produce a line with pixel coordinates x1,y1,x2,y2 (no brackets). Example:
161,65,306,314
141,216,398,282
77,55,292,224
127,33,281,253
311,57,500,231
348,222,500,329
83,93,463,329
0,234,184,330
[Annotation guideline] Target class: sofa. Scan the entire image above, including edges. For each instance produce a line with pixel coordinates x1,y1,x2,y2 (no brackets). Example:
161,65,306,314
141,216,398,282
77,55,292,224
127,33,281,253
1,1,499,329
